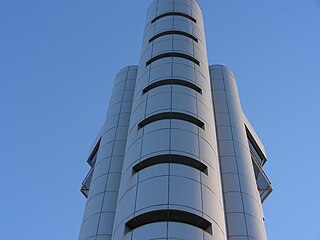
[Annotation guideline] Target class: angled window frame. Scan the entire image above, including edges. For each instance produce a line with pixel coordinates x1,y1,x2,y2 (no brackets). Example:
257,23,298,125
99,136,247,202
81,138,101,198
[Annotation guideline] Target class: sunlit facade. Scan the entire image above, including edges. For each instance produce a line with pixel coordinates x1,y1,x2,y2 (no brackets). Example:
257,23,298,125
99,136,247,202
78,1,272,239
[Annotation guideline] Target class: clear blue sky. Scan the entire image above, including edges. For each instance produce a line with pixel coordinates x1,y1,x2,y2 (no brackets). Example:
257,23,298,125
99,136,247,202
1,0,319,239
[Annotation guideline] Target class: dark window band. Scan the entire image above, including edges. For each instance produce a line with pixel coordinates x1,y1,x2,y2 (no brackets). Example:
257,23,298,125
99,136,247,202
142,79,202,94
133,154,207,174
138,112,205,130
151,12,197,24
245,126,267,165
149,30,198,43
146,52,200,66
126,210,212,234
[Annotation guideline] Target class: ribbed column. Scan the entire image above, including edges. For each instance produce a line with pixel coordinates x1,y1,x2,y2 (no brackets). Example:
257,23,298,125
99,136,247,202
112,1,226,240
79,66,138,240
210,65,267,240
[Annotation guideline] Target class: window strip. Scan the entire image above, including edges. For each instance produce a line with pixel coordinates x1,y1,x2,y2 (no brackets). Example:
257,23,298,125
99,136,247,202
138,112,205,130
146,52,200,66
126,210,212,234
151,12,197,24
133,154,207,173
149,30,198,43
142,79,202,94
245,126,267,165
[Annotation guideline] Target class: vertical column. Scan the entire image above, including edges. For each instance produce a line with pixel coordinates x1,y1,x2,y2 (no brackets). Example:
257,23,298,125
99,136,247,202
210,65,267,240
79,66,138,240
112,1,226,240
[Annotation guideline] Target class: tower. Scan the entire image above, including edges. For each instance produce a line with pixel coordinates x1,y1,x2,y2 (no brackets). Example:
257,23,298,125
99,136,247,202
78,1,272,240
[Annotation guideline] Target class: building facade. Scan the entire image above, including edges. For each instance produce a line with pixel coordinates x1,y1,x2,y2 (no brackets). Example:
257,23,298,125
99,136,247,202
78,1,272,240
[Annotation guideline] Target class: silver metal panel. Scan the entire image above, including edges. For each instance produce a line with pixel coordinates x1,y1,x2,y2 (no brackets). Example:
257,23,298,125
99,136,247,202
113,1,226,239
78,66,138,240
79,1,272,239
210,64,270,240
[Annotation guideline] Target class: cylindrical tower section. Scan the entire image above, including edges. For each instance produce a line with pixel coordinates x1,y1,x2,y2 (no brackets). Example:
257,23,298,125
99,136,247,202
112,1,226,240
210,65,267,240
79,66,138,240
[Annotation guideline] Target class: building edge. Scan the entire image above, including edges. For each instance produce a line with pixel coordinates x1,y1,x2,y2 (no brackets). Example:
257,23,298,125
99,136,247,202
210,64,272,239
78,65,138,240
